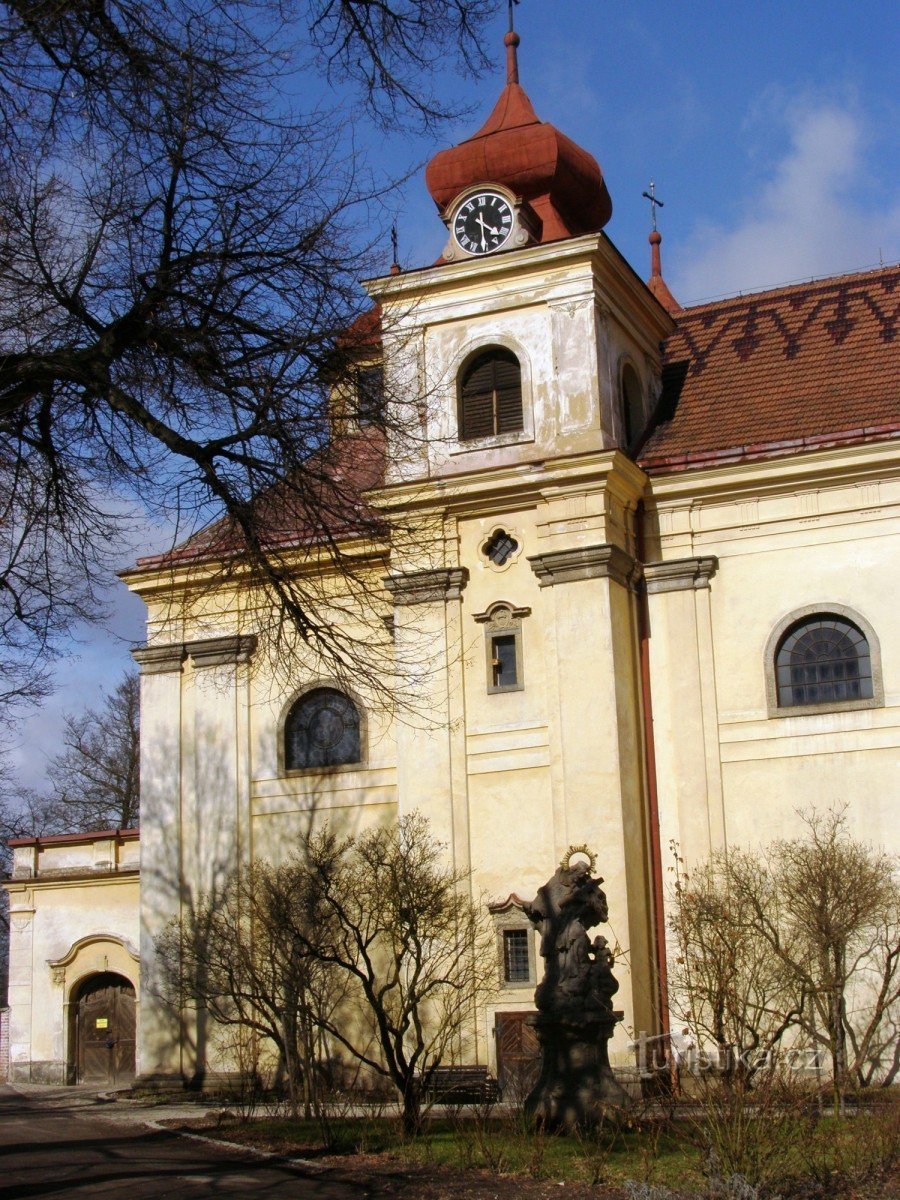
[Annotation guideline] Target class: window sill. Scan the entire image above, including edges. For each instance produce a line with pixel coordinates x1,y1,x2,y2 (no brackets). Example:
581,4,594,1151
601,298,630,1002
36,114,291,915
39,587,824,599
766,696,882,720
450,430,534,456
281,761,366,777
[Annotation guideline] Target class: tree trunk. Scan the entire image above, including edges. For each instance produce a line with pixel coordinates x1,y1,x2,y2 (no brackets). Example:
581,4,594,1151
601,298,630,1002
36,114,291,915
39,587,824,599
401,1079,422,1138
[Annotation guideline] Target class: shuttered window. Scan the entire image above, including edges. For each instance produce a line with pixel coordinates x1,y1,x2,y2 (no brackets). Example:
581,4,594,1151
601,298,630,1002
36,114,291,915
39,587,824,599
459,349,523,441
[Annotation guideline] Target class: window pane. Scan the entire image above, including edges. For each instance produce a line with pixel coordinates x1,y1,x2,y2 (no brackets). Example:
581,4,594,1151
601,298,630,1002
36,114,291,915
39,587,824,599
492,634,518,689
503,929,530,983
776,616,873,708
285,688,361,769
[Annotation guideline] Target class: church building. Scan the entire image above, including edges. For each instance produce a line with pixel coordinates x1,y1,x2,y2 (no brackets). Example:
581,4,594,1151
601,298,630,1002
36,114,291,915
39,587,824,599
5,24,898,1089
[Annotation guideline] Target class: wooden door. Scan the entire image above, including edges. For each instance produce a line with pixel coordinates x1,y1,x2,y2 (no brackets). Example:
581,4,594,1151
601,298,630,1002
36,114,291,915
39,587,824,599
494,1011,540,1101
76,973,136,1086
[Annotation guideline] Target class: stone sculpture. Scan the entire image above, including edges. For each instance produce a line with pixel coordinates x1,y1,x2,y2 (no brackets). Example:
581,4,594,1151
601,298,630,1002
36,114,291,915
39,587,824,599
524,847,627,1128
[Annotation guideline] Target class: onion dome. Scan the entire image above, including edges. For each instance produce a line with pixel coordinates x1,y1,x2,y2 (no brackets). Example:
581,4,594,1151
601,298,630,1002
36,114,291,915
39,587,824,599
425,27,612,244
647,230,681,315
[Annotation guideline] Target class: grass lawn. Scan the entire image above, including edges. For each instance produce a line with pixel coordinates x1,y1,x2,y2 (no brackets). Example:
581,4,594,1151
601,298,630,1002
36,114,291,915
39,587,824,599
167,1103,900,1199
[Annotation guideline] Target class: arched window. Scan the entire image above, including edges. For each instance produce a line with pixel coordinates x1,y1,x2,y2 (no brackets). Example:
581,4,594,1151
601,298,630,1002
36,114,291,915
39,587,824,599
459,348,523,441
775,615,873,708
621,363,643,448
284,687,361,769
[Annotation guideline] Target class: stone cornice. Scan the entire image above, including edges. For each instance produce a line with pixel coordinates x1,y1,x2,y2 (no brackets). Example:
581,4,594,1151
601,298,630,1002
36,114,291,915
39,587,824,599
187,634,257,668
131,643,185,675
643,556,719,593
132,634,257,673
384,567,469,606
527,544,640,590
645,438,899,503
373,450,648,520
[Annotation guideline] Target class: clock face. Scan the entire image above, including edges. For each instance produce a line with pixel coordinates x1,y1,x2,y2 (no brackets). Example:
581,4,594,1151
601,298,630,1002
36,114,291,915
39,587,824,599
453,192,514,255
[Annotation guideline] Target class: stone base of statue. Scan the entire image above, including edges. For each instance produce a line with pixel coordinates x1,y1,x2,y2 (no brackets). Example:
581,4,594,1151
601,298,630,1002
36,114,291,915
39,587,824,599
522,848,630,1130
525,1012,628,1130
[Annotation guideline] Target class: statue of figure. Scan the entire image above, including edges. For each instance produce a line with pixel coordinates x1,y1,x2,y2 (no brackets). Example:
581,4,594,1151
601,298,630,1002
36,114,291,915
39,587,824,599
523,849,628,1129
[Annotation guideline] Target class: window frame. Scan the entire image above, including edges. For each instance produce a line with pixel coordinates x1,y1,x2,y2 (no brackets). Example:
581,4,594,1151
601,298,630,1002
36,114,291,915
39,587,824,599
354,363,386,428
279,682,367,775
763,604,883,718
480,524,524,574
494,918,537,990
449,339,534,455
474,601,530,695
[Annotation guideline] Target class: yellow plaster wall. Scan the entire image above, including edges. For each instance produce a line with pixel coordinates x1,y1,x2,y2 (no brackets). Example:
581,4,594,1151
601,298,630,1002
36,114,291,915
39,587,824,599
647,444,900,872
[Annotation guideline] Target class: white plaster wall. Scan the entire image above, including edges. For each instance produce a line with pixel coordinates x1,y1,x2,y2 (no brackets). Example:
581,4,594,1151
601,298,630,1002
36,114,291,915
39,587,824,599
5,871,139,1082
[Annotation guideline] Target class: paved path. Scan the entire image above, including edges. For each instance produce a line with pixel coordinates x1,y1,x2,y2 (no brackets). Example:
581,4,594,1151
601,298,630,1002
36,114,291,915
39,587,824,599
0,1084,365,1199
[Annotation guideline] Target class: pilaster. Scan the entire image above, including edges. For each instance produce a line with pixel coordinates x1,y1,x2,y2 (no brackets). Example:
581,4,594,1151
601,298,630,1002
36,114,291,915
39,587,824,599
6,896,35,1081
527,543,654,1042
644,556,726,866
384,567,471,874
131,633,256,1084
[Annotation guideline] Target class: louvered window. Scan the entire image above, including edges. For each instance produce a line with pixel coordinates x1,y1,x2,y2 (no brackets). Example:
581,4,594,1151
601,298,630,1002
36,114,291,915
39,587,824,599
459,349,523,441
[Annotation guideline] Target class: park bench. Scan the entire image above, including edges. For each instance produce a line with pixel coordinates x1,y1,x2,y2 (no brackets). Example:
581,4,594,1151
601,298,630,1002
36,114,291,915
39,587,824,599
425,1065,501,1105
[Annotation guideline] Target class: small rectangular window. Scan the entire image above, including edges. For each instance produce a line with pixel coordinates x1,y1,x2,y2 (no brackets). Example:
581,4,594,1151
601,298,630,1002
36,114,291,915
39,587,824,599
491,634,517,689
502,928,531,984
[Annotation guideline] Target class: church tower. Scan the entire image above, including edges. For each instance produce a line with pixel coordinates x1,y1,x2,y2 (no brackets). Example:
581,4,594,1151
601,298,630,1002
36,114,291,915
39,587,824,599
366,19,676,1060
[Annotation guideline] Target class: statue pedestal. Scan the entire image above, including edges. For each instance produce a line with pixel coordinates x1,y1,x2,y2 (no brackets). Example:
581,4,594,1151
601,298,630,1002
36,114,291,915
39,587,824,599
525,1011,628,1130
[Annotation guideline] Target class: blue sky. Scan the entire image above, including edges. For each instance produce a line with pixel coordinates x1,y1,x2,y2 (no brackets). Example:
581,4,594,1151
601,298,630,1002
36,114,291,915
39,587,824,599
9,0,899,792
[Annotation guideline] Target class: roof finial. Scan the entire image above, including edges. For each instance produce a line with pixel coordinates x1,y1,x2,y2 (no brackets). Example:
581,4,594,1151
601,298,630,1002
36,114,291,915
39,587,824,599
390,221,401,275
642,180,666,278
642,179,664,235
641,180,681,314
505,0,520,86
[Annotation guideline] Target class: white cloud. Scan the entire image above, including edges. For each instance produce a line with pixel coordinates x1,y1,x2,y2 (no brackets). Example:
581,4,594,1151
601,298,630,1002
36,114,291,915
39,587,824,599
672,102,900,304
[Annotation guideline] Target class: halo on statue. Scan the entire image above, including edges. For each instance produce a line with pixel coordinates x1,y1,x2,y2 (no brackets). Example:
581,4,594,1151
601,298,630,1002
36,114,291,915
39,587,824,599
559,844,597,874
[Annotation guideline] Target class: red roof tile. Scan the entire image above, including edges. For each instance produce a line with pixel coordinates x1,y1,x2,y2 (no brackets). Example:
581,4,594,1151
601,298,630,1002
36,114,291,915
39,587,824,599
131,266,899,575
641,264,900,472
132,431,386,571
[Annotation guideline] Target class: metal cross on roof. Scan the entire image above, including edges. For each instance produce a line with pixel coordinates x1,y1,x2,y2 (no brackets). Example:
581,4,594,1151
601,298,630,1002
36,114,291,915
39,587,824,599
641,180,665,232
508,0,520,33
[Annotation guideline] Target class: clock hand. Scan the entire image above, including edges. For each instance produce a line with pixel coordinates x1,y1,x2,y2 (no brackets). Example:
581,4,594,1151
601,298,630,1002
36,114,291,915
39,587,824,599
476,213,501,238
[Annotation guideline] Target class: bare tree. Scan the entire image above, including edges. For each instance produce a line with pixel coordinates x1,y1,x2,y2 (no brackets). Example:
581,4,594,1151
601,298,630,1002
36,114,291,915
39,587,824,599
757,811,900,1101
671,813,900,1105
291,813,498,1135
157,858,348,1118
669,847,803,1087
39,670,140,831
0,0,500,721
162,813,498,1133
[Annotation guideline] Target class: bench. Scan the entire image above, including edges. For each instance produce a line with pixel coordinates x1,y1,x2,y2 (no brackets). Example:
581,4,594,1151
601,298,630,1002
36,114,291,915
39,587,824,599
425,1065,501,1105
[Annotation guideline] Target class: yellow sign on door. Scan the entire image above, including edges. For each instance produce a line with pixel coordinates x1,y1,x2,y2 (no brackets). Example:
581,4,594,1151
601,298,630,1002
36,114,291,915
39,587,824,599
95,1017,109,1029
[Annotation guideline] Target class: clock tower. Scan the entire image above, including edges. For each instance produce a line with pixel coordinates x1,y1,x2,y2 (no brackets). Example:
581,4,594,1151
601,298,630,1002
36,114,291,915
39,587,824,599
362,19,677,1067
427,22,613,260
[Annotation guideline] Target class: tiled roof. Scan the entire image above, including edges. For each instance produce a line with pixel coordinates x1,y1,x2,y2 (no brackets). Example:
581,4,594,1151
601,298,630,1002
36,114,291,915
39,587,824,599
132,267,899,574
132,431,386,571
641,264,900,472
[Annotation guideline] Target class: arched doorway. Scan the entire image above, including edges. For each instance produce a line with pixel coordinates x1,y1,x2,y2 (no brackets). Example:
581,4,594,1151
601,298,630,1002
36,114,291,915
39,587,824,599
73,972,136,1085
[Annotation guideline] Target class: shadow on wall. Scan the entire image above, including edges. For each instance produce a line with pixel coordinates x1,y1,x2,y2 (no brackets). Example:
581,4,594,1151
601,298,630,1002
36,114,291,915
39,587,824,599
143,713,395,1089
